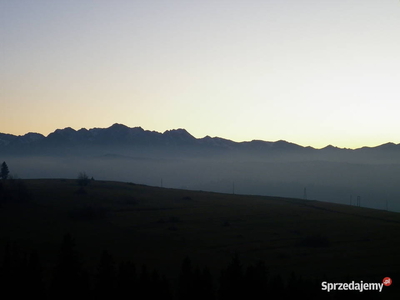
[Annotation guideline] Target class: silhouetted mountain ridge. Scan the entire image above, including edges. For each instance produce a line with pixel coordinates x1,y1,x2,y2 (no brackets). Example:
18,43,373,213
0,123,399,157
2,124,400,212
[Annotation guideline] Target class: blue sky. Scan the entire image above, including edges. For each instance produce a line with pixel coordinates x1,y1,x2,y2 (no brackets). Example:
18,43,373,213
1,0,400,148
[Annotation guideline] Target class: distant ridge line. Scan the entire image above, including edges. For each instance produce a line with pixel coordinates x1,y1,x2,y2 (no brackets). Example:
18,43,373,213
0,123,399,152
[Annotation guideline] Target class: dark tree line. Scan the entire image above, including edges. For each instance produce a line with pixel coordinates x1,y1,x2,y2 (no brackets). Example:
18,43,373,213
0,234,173,300
0,243,46,298
1,234,386,300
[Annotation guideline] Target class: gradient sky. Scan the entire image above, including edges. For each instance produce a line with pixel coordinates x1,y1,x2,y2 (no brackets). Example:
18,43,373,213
1,0,400,149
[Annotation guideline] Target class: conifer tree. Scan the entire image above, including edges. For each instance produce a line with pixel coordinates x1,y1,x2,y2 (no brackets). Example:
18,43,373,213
178,257,194,300
95,250,116,300
1,162,9,180
117,261,136,299
219,253,245,300
51,234,88,300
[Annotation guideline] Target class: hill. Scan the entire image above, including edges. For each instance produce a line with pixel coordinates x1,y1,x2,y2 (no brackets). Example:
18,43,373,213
1,179,399,298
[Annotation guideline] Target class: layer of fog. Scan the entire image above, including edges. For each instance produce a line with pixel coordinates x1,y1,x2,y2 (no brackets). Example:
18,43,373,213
4,153,400,212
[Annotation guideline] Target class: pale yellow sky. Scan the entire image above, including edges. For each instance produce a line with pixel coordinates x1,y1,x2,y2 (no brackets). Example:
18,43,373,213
1,0,400,149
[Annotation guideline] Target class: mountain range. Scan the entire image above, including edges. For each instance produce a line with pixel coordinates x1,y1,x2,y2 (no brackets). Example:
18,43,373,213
1,123,399,158
1,124,400,212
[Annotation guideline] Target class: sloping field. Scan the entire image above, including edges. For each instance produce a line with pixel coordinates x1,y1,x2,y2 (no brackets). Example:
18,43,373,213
1,179,399,286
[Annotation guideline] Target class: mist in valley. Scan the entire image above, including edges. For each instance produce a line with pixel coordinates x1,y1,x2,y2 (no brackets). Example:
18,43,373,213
5,148,400,212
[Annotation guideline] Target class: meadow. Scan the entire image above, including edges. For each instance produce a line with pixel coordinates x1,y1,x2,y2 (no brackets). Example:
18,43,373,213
0,178,399,298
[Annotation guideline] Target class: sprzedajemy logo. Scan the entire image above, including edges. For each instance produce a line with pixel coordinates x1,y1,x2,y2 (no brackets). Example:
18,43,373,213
321,277,392,293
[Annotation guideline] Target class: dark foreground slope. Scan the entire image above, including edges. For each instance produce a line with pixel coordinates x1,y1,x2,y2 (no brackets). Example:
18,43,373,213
0,179,399,299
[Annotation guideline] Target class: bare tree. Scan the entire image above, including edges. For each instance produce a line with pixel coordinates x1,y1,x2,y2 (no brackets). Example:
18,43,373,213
77,172,90,187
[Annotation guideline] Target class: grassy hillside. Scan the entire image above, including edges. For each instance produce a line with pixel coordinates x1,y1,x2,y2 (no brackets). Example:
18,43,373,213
1,179,399,294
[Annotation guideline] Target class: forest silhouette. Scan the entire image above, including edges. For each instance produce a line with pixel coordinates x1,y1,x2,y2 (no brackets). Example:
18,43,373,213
1,233,389,299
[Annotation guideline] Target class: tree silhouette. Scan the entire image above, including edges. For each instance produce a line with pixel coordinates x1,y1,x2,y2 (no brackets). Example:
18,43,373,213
22,250,46,298
178,257,194,300
269,274,285,300
1,243,19,297
138,265,151,298
218,253,245,300
244,260,268,298
116,261,136,299
1,162,9,180
178,257,215,300
95,250,116,300
50,233,89,300
0,243,45,298
77,172,90,187
0,181,3,202
194,266,215,300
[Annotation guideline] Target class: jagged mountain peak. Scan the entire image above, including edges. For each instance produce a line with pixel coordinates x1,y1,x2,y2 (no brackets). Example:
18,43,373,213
0,124,399,157
47,127,76,138
163,128,195,140
163,128,190,134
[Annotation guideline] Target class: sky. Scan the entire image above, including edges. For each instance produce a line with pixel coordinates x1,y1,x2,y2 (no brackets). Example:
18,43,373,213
1,0,400,149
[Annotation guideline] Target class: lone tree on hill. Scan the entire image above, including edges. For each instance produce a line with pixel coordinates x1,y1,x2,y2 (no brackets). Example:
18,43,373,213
77,172,90,187
1,162,9,180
